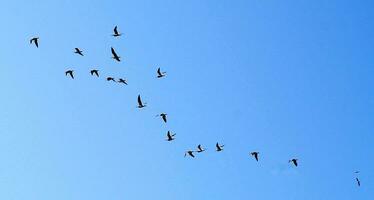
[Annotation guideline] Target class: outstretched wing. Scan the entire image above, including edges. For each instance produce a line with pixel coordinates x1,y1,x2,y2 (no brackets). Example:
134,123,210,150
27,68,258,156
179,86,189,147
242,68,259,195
137,95,143,106
114,26,119,35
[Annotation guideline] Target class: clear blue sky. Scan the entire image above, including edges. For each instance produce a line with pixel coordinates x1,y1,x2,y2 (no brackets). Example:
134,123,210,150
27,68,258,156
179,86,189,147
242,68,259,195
0,0,373,199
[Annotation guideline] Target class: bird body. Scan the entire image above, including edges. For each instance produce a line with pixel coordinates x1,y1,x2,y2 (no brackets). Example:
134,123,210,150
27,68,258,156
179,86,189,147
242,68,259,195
65,70,74,79
90,69,99,77
185,150,195,158
118,78,128,85
157,67,166,78
197,144,206,153
30,37,39,48
289,159,298,167
166,131,176,141
251,152,259,161
158,113,167,123
107,77,116,82
216,143,224,151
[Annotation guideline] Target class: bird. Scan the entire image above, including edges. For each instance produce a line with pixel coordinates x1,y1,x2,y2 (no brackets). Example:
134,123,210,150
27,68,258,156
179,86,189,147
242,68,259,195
74,48,84,56
354,171,360,174
289,158,298,167
118,78,128,85
166,131,176,141
90,69,99,77
137,95,146,108
111,47,121,62
65,70,74,79
196,144,206,153
112,26,121,37
107,77,116,82
184,150,195,158
157,113,167,123
156,67,166,78
30,37,39,48
216,143,224,151
250,152,259,161
356,177,361,187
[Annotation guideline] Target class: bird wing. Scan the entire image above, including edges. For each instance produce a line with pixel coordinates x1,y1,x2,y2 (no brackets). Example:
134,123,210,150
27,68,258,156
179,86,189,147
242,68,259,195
138,95,143,106
114,26,118,34
157,68,162,76
34,39,38,47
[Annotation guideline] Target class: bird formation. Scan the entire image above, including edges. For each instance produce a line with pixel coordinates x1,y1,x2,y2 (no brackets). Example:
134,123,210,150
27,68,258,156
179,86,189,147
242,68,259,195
29,25,363,188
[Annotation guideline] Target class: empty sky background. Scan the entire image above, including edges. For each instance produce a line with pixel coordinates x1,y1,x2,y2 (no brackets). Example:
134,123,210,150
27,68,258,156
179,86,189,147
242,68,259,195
0,0,373,199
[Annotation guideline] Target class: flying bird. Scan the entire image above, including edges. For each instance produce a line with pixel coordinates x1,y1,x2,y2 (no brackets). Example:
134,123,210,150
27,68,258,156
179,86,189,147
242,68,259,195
30,37,39,48
166,131,176,141
289,158,298,167
90,70,99,77
250,152,259,161
118,78,128,85
112,26,121,37
196,144,206,153
65,70,74,79
107,77,116,82
157,113,167,123
356,177,361,187
137,95,146,108
111,47,121,62
157,67,166,78
184,150,195,158
74,48,84,56
216,143,224,152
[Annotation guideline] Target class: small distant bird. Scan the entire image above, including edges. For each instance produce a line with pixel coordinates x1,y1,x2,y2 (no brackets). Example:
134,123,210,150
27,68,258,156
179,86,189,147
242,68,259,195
216,143,224,151
289,158,298,167
111,47,121,62
137,95,146,108
118,78,128,85
112,26,121,37
184,150,195,158
30,37,39,48
74,48,84,56
157,67,166,78
65,70,74,79
166,131,176,141
354,171,360,174
250,152,259,161
156,113,167,123
356,177,361,187
90,69,99,77
107,77,116,82
196,144,206,153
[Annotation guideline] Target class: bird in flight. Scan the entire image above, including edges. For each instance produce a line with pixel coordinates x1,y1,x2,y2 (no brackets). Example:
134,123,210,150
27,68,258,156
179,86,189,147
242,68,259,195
30,37,39,48
111,47,121,62
107,77,116,82
74,48,84,56
157,113,167,123
90,69,99,77
137,95,146,108
289,158,298,167
157,67,166,78
216,143,224,151
65,70,74,79
166,131,176,141
118,78,128,85
112,26,121,37
184,150,195,158
250,152,259,161
356,177,361,187
196,144,206,153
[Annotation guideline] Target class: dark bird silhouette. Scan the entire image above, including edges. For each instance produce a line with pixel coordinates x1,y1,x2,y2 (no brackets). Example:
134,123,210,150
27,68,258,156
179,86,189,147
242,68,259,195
289,158,298,167
90,70,99,77
216,143,224,151
356,178,361,187
157,113,167,123
65,70,74,79
166,131,176,141
157,67,166,78
107,77,116,82
74,48,84,56
112,26,121,37
250,152,259,161
118,78,128,85
184,150,195,158
354,171,360,174
111,47,121,62
30,37,39,48
137,95,146,108
196,144,206,153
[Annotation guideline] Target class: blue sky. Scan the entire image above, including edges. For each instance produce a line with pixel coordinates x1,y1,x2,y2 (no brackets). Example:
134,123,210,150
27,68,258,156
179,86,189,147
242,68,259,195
0,0,373,199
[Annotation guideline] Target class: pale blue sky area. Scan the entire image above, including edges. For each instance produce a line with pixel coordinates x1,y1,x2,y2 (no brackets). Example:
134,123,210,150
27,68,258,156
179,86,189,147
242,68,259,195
0,1,373,199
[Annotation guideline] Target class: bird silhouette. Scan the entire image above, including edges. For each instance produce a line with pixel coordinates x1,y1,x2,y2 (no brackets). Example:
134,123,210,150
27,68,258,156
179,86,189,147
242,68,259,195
30,37,39,48
74,48,84,56
196,144,206,153
289,158,298,167
111,47,121,62
90,70,99,77
112,26,121,37
157,67,166,78
137,95,146,108
250,152,259,161
356,177,361,187
65,70,74,79
166,131,176,141
216,143,224,151
118,78,128,85
184,150,195,158
157,113,167,123
107,77,116,82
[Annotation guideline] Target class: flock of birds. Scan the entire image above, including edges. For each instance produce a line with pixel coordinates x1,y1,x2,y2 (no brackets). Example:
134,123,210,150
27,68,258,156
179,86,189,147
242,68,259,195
29,26,362,188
